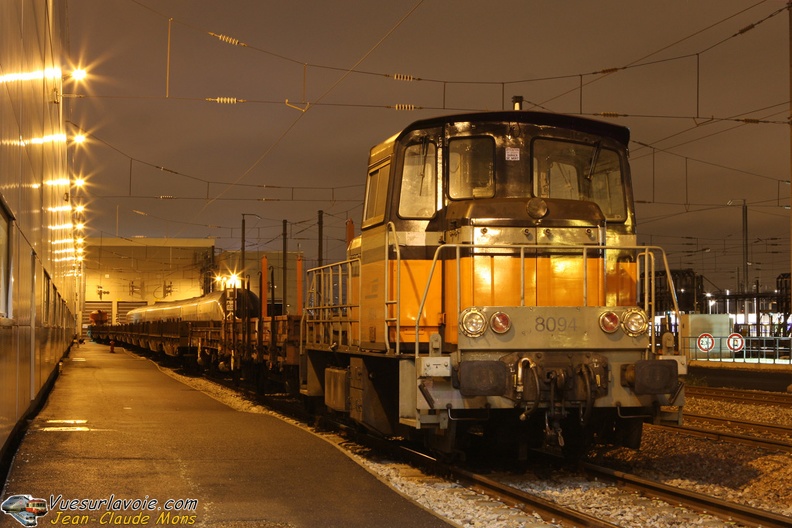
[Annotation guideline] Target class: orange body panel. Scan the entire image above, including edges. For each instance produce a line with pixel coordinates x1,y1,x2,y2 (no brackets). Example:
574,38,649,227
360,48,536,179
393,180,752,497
354,253,640,348
436,255,637,344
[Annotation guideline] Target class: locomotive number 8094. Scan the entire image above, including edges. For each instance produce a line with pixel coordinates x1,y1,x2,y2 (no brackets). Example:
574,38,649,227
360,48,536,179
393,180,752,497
300,109,685,458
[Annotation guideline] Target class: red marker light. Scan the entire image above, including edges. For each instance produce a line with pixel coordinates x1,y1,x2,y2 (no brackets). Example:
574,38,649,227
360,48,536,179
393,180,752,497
490,311,511,334
599,311,620,333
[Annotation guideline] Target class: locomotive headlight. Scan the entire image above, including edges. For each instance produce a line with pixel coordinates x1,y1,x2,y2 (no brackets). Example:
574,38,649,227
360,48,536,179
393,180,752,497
599,311,620,334
490,311,511,334
622,309,649,336
460,308,487,337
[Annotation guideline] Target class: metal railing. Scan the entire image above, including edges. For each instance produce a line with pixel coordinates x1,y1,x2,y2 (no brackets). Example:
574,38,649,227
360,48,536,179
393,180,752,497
301,258,360,351
384,222,401,354
414,243,681,357
683,335,792,364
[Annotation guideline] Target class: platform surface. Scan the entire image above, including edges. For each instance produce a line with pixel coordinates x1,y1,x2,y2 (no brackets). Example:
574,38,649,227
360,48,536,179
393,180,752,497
1,343,451,528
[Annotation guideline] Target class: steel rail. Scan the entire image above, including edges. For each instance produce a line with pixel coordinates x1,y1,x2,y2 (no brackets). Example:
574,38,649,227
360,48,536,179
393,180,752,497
582,462,792,528
447,466,621,528
651,421,792,453
686,386,792,406
683,412,792,437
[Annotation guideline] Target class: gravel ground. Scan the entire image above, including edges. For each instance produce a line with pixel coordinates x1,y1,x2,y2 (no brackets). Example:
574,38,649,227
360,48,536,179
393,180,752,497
167,368,792,528
684,395,792,426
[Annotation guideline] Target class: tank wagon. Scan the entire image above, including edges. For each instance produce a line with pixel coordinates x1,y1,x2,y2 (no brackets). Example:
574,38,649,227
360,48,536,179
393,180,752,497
95,290,260,371
99,110,686,458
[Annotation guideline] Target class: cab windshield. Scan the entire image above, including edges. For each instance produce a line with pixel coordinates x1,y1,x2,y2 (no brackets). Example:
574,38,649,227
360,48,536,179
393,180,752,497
533,138,627,221
444,134,627,222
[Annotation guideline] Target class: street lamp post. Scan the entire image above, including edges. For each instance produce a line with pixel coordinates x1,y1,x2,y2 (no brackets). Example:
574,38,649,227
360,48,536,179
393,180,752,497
240,213,260,279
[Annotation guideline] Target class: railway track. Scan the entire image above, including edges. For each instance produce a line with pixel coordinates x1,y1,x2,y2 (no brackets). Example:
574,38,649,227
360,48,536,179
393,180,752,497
686,385,792,406
651,415,792,453
581,462,792,528
682,412,792,437
447,465,620,528
444,455,792,528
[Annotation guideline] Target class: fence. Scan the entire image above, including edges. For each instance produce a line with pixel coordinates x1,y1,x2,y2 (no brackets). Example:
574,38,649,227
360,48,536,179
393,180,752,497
683,334,792,365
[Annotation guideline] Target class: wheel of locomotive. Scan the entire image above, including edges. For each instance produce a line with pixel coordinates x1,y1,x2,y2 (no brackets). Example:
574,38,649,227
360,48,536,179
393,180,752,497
479,410,544,461
413,420,469,463
282,368,300,396
614,417,643,449
239,360,257,388
180,352,201,375
589,409,618,446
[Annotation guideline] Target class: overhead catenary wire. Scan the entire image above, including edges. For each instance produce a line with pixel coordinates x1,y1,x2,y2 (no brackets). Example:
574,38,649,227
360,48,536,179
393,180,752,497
131,0,783,96
80,1,788,282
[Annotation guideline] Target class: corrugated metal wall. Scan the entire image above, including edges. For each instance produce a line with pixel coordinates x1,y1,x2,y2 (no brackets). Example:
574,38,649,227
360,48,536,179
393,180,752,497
0,0,75,460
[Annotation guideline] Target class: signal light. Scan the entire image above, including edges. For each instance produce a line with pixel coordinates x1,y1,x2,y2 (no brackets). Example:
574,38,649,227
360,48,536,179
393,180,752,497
622,309,649,337
490,311,511,334
599,311,620,333
460,308,487,338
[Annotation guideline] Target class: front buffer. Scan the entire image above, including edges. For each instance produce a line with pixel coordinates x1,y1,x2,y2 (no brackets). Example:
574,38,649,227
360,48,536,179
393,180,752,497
400,305,684,456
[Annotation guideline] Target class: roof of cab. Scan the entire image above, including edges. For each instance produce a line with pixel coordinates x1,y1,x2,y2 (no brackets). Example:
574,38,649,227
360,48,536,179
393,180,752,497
397,111,630,147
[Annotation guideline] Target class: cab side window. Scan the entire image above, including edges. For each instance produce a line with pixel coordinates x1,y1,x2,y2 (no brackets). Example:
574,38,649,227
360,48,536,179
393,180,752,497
398,141,437,218
362,163,390,228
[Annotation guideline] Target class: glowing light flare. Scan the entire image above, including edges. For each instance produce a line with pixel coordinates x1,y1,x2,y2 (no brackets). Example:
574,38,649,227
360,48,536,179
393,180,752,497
16,132,86,147
45,177,86,188
215,273,242,289
45,178,70,186
46,204,84,214
0,67,62,84
28,133,67,145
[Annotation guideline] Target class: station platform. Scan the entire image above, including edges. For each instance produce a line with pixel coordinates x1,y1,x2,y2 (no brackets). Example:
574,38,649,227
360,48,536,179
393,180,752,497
687,359,792,392
1,342,452,528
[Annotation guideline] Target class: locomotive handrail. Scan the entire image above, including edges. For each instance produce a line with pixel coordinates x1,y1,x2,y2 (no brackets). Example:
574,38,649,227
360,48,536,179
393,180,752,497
384,222,402,355
413,243,681,357
300,258,361,356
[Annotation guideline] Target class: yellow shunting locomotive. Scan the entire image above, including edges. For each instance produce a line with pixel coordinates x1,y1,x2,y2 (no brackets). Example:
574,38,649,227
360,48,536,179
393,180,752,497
302,110,685,457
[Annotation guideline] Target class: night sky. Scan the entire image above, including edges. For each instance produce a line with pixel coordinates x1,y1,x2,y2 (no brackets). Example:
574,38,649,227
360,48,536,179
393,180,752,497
66,0,790,292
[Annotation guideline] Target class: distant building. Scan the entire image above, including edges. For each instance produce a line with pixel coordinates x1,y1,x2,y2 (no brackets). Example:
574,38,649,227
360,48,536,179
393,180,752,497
81,238,304,332
81,238,216,330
